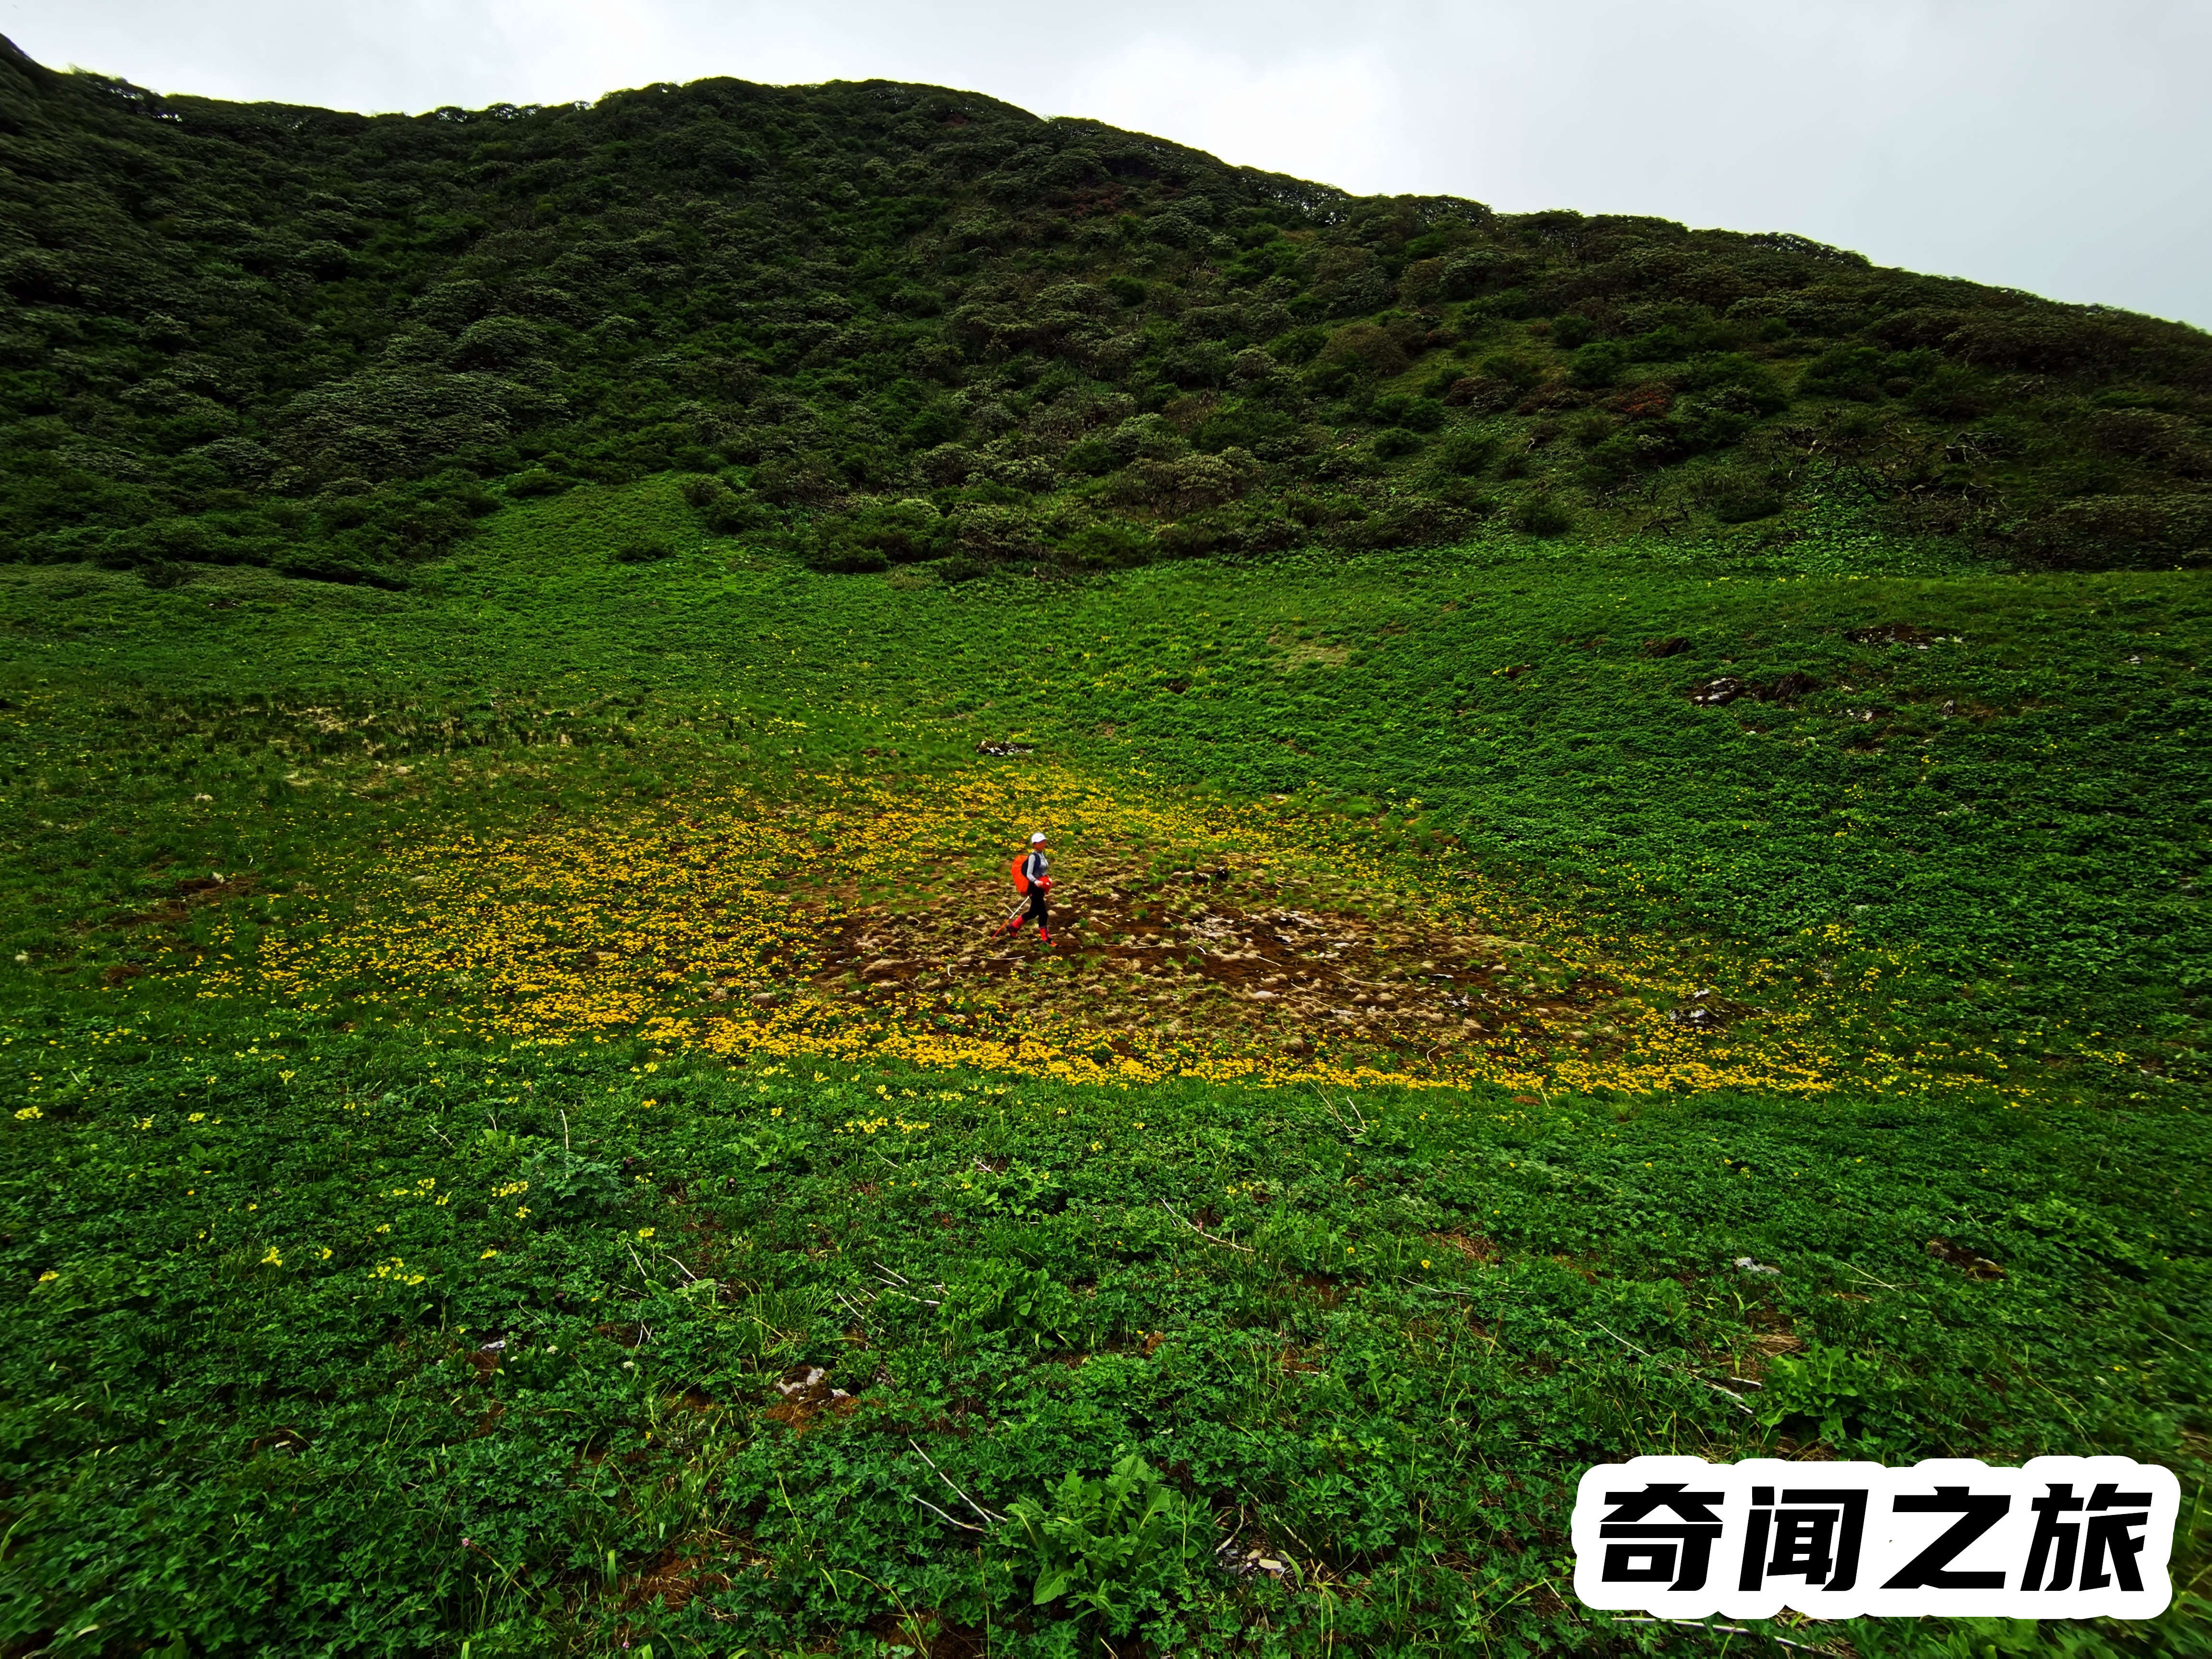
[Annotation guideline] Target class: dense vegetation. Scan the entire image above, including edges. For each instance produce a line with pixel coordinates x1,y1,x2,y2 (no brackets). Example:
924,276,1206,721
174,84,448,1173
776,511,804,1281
4,34,2210,591
3,33,2208,1659
3,482,2207,1655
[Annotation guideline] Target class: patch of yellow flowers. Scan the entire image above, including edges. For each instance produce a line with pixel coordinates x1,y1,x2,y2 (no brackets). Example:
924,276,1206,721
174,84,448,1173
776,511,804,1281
180,764,1957,1100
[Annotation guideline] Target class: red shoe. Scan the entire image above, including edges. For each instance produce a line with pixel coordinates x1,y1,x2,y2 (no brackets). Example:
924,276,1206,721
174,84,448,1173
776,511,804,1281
1038,928,1052,946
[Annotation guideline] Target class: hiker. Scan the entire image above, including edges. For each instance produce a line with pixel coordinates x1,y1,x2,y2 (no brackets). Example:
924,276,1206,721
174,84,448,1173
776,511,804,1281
1003,830,1053,944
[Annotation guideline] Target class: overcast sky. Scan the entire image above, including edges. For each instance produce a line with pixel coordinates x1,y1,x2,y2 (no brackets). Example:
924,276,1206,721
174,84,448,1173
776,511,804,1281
7,0,2208,328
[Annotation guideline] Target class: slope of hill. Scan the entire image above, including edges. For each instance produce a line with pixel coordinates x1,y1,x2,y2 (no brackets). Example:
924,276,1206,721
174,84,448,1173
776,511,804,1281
3,35,2209,589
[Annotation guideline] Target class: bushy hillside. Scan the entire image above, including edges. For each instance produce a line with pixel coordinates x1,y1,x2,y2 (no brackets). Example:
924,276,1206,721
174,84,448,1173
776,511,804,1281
3,35,2210,588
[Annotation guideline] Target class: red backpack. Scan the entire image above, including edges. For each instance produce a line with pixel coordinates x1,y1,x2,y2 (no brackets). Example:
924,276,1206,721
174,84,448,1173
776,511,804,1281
1010,854,1030,895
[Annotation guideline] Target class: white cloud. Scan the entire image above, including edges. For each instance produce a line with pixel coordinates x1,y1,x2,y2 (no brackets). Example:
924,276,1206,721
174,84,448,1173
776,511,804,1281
1058,36,1405,195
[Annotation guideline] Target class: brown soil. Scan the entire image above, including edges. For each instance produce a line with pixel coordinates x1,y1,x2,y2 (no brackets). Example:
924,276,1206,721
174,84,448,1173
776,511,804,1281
120,871,261,930
791,851,1627,1069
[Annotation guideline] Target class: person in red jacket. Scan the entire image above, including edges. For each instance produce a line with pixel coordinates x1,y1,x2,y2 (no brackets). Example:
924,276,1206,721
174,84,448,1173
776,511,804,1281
1002,830,1052,944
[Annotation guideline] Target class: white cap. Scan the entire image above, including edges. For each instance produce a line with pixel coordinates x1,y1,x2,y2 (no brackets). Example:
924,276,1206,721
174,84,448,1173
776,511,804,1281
1030,831,1047,843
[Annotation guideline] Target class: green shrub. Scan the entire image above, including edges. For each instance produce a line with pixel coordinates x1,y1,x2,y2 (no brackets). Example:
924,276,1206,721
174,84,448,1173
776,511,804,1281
451,315,545,369
1799,344,1887,400
1269,325,1330,366
1550,313,1595,348
1681,353,1790,413
1316,322,1409,380
1568,340,1628,389
1370,392,1444,433
1194,403,1298,454
1667,394,1761,452
1908,364,1993,420
1566,409,1617,448
1628,324,1692,360
504,468,569,497
1301,355,1364,398
754,458,838,508
1420,364,1466,399
941,1259,1080,1348
1576,431,1645,490
1478,350,1545,392
1107,413,1185,463
1508,493,1574,535
1156,510,1244,558
272,547,405,587
610,538,676,563
1430,429,1495,476
1714,485,1781,521
832,497,951,564
1370,427,1424,460
1003,1454,1212,1634
1755,1344,1913,1456
902,403,967,449
1064,518,1156,567
701,491,767,534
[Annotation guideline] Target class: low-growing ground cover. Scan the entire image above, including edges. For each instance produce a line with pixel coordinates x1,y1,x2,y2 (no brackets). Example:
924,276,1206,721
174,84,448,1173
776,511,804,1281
7,477,2205,1093
2,484,2208,1654
7,1024,2207,1657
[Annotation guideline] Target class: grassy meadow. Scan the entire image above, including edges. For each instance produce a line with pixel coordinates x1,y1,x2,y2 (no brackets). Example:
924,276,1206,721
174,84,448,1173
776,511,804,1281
2,484,2208,1656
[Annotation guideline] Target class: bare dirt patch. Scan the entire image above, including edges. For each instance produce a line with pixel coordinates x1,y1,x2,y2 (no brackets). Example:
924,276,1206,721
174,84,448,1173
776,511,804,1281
803,848,1625,1071
1271,632,1350,671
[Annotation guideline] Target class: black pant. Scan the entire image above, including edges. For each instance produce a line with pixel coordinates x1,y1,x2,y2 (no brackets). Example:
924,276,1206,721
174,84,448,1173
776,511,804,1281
1023,888,1049,927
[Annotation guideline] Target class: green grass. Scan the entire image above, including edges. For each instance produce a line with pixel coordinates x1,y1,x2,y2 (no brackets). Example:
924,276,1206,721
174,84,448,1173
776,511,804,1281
8,1025,2207,1656
2,485,2208,1655
8,476,2207,1069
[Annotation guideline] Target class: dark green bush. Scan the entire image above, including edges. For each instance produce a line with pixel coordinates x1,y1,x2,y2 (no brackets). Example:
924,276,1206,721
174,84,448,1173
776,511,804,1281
4,35,2205,586
826,498,951,565
1680,354,1789,414
451,316,546,369
1269,326,1330,366
271,547,405,586
1908,365,1993,420
1799,345,1887,400
1370,428,1424,460
1576,432,1646,490
1666,394,1761,453
1316,323,1410,380
902,404,967,449
1714,486,1781,521
804,541,892,574
1062,518,1156,567
1194,403,1298,455
1479,351,1546,392
1155,511,1244,558
1566,410,1617,448
1628,324,1692,360
702,492,768,534
1508,493,1574,535
1062,436,1119,476
1567,340,1628,389
1430,429,1496,476
1369,393,1444,433
754,459,838,508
